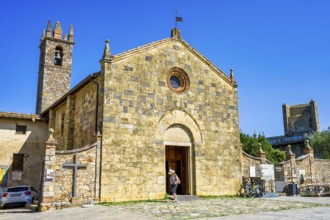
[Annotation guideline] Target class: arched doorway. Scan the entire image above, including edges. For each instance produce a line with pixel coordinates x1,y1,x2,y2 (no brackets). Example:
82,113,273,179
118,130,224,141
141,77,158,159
164,124,192,195
155,109,203,196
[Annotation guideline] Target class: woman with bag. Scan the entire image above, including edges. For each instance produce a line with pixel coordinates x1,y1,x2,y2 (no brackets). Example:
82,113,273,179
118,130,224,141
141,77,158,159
168,168,180,202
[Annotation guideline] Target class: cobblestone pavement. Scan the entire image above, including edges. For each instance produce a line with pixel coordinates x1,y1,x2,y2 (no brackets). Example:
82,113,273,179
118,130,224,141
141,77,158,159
0,196,329,220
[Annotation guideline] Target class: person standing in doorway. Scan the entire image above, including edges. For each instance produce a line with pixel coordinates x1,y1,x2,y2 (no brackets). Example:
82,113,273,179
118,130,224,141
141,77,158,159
168,168,180,202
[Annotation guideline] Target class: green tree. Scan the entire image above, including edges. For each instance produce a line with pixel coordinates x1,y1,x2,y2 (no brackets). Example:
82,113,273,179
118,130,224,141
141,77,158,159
308,128,330,159
240,132,285,164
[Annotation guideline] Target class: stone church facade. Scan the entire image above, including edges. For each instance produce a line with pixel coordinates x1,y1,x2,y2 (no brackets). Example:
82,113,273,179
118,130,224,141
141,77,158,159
41,21,241,202
1,20,242,204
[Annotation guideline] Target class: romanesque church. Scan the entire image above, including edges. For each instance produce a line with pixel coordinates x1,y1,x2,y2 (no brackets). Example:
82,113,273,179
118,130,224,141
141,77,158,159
0,20,242,204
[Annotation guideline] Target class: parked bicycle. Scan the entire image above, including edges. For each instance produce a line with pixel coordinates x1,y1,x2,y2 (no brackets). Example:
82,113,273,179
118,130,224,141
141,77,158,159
302,185,330,196
241,182,265,198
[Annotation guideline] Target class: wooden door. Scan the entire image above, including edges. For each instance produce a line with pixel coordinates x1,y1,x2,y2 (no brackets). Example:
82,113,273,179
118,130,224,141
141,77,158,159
165,146,189,194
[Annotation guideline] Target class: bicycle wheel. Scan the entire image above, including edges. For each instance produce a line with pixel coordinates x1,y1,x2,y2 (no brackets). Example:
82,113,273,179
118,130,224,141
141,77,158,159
257,187,265,197
247,188,256,198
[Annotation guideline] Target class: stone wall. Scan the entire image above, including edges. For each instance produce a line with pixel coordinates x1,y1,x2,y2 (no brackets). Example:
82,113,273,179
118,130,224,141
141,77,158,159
313,159,330,185
40,130,101,211
242,151,262,178
275,142,330,190
72,82,99,148
241,150,274,192
54,143,100,204
49,78,100,150
52,102,67,148
100,37,241,201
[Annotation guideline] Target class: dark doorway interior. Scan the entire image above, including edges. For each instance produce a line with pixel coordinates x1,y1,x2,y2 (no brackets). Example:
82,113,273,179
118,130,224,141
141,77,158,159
165,146,189,195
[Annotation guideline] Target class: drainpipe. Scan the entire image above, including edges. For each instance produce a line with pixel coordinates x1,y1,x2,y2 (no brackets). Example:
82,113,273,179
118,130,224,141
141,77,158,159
89,74,102,200
89,74,99,135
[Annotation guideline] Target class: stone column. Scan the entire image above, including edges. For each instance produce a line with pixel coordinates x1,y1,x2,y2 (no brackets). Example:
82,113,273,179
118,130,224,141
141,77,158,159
256,143,275,193
286,145,296,183
303,140,314,184
303,140,314,160
286,145,296,161
256,143,267,164
39,128,57,211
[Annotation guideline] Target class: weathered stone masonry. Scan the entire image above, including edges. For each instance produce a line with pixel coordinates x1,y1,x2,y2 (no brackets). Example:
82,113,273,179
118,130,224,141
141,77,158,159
39,129,101,211
99,33,241,201
37,24,242,203
36,21,74,114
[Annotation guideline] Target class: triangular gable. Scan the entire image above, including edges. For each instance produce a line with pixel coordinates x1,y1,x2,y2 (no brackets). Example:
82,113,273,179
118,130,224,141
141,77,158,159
111,37,236,88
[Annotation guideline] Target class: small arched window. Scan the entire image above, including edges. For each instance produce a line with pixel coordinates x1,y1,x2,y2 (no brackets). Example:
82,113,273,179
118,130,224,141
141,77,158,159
54,46,63,66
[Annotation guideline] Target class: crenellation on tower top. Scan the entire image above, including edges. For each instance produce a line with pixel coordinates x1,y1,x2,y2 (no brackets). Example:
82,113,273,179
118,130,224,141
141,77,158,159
46,20,52,37
68,24,74,42
41,20,74,43
41,29,46,40
53,21,63,39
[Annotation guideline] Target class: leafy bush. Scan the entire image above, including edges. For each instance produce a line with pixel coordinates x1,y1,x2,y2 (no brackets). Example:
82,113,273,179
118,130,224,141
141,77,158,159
308,128,330,159
240,132,285,164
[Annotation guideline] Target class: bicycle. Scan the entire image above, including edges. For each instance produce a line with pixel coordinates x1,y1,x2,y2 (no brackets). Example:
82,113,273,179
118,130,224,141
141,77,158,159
253,183,265,198
242,182,265,198
241,184,256,198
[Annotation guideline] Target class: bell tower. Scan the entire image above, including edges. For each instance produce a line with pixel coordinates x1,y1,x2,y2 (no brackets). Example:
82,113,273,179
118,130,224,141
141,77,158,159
36,20,74,114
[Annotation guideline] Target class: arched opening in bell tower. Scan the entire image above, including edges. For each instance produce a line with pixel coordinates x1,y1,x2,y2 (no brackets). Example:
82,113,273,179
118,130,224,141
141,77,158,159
54,46,63,66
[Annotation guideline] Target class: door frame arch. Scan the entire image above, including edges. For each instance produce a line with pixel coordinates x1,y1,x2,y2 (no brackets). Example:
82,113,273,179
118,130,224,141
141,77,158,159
155,108,203,195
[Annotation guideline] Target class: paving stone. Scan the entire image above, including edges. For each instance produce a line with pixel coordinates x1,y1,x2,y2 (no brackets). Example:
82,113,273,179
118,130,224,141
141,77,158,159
1,196,330,220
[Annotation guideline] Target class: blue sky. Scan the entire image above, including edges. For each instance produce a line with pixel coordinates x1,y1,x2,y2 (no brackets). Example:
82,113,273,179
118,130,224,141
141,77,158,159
0,0,329,137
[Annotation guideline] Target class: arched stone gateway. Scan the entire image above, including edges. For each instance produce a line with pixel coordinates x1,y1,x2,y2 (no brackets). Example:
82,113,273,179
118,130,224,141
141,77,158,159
155,108,203,195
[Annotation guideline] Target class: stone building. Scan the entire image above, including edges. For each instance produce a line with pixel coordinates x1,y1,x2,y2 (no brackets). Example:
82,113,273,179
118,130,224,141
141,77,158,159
0,20,242,205
0,112,48,192
268,100,320,156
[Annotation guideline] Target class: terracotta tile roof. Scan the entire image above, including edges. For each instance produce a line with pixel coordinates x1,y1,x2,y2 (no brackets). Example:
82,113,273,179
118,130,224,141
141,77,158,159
0,111,41,121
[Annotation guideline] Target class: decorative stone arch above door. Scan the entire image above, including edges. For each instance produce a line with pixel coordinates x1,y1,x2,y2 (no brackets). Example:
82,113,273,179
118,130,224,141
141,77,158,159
164,124,192,147
155,108,203,146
